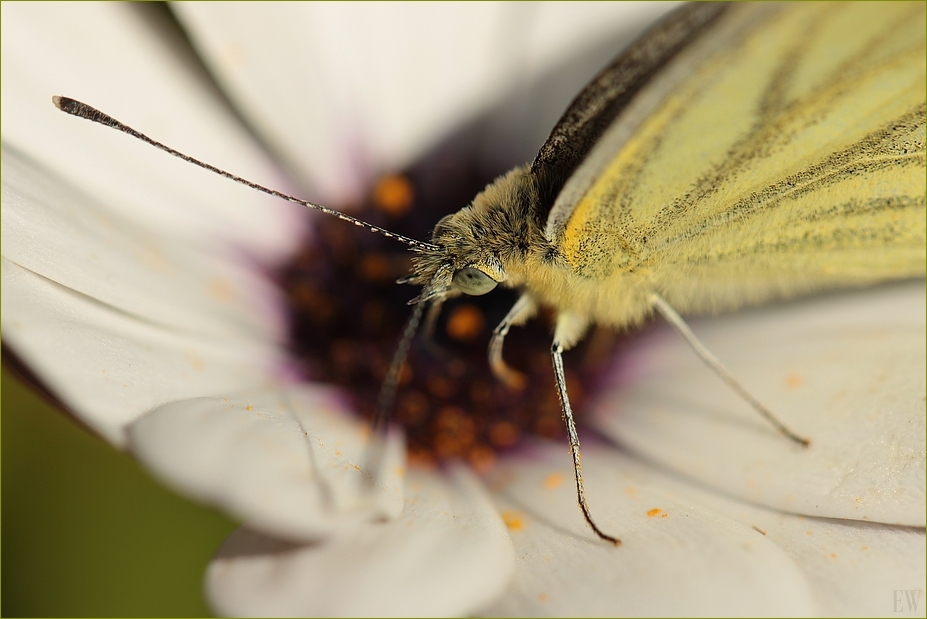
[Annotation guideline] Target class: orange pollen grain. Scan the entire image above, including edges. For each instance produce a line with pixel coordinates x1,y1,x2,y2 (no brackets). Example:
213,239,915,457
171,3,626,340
208,277,235,301
445,304,485,342
372,174,415,216
358,253,392,282
397,390,429,425
489,421,520,448
543,472,565,489
501,510,524,531
427,375,456,398
245,405,253,411
647,508,664,517
785,373,803,388
468,445,497,474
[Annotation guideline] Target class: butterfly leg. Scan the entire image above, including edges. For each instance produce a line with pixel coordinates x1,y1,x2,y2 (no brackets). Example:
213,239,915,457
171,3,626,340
488,293,537,389
418,295,448,357
551,312,621,546
649,294,810,447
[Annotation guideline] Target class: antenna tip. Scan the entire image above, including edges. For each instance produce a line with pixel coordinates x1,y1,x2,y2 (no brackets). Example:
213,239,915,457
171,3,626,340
52,95,80,115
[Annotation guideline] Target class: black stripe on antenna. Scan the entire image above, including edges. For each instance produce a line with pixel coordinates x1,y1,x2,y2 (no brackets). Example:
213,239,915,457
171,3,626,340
52,96,441,253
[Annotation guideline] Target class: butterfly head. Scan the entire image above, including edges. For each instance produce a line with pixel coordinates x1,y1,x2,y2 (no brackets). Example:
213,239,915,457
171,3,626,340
406,166,542,304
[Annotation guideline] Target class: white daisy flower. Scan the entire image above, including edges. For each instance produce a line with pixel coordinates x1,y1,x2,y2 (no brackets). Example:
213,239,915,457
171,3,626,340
3,3,924,617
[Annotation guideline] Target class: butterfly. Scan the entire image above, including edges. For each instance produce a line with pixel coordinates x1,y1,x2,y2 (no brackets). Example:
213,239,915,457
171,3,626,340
55,1,927,545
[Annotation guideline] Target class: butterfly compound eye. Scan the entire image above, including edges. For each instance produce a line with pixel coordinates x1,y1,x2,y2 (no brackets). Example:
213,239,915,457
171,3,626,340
452,266,498,296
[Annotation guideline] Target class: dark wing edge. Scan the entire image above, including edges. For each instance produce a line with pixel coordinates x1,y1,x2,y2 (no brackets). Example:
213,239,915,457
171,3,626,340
530,3,729,218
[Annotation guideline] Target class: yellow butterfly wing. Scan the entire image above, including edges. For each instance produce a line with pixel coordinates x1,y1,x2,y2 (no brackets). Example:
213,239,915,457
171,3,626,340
552,2,925,324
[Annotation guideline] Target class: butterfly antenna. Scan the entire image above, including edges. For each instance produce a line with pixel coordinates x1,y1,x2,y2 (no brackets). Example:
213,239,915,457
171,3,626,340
52,96,440,253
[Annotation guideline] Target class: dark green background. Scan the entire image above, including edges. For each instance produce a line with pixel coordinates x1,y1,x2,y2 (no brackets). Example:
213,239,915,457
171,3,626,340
2,366,239,616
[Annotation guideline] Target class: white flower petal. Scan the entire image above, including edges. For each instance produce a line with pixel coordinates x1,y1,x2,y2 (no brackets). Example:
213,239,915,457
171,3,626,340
2,4,307,446
1,2,304,259
205,466,516,617
482,441,817,616
593,282,926,526
172,3,679,203
652,461,927,617
2,145,284,343
1,257,283,446
128,384,404,542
